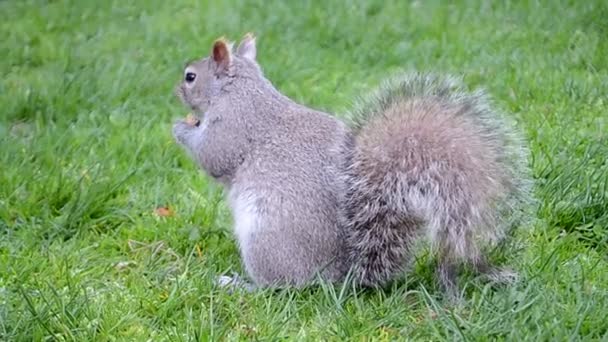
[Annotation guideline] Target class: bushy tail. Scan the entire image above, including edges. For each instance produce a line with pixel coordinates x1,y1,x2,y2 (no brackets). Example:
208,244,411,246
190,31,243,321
341,73,534,289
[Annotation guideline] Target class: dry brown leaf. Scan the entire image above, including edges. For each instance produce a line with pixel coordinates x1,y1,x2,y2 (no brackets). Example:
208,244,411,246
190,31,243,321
155,206,174,217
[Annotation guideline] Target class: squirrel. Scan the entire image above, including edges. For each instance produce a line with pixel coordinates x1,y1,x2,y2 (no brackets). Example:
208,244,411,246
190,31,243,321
172,34,533,297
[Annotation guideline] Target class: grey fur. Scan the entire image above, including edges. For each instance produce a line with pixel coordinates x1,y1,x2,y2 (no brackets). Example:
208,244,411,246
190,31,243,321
172,35,534,294
342,74,534,294
174,36,349,286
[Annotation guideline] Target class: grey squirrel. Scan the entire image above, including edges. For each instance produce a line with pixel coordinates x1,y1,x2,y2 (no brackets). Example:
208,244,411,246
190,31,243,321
172,34,533,297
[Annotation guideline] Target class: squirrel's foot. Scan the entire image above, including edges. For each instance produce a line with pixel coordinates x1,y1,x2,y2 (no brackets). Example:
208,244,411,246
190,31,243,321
215,272,256,293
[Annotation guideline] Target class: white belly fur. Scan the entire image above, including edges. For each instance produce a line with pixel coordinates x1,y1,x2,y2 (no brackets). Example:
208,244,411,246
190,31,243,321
230,190,260,250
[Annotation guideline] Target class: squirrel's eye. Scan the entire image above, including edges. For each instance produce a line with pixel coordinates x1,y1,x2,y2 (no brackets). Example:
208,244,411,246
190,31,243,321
185,72,196,83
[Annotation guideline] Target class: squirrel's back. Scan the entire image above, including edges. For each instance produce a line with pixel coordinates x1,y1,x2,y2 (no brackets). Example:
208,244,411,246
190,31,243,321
342,73,533,290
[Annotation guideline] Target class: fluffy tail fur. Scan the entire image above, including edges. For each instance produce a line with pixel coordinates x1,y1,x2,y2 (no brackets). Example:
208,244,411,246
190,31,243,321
341,73,533,293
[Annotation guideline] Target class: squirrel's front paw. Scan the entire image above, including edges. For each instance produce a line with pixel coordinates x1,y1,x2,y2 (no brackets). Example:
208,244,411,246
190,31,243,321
172,121,190,145
172,114,200,145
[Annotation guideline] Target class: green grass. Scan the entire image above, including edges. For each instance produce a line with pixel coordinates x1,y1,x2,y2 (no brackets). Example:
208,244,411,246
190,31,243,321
1,0,608,340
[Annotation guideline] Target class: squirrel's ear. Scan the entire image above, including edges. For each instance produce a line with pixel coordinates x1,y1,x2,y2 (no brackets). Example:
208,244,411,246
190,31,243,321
236,32,256,61
212,38,232,73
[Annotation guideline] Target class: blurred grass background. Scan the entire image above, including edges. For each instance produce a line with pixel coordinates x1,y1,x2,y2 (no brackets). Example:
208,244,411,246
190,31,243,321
1,0,607,340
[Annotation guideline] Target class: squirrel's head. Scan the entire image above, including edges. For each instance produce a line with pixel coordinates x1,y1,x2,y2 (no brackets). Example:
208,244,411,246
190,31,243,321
175,33,259,113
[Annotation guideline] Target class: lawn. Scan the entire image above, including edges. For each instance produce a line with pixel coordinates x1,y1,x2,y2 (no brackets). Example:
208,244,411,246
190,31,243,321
1,0,608,340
